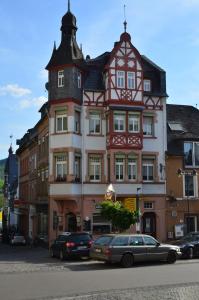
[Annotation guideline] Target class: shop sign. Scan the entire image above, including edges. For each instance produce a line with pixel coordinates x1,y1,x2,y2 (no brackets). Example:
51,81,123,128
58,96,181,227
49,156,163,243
124,198,136,212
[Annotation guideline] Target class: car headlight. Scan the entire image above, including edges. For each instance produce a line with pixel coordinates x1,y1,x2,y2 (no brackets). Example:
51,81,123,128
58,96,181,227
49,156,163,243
176,247,181,252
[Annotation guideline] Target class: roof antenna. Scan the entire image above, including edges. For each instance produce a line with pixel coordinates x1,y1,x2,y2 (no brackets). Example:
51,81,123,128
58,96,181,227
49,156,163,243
123,4,127,32
68,0,71,12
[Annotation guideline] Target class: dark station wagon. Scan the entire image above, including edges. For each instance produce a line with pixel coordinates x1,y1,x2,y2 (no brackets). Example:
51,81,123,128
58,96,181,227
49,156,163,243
50,232,93,260
90,234,181,267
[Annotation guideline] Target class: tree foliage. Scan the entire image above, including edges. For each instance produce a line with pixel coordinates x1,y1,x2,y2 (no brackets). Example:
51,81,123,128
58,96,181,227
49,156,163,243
100,201,139,232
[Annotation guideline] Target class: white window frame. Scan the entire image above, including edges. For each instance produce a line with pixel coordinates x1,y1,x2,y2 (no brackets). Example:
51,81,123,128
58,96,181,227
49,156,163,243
144,79,151,92
128,113,140,133
128,158,137,180
183,174,198,198
184,142,199,167
117,71,125,88
115,157,125,181
74,111,81,133
56,113,67,133
143,116,154,136
144,202,154,209
89,112,101,134
58,70,64,87
56,155,67,180
114,113,125,132
142,160,154,182
89,156,101,182
127,72,135,89
77,72,81,88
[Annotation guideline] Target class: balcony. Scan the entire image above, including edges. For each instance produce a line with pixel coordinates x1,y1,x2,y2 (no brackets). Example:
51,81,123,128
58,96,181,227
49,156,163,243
106,133,143,149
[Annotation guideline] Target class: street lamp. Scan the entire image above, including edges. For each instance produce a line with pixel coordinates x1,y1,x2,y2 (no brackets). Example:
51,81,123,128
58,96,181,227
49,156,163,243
177,169,197,233
136,187,141,233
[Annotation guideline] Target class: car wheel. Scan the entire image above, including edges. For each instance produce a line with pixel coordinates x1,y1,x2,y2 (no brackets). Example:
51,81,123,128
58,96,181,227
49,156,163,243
167,251,177,264
59,250,65,261
121,254,134,268
186,247,193,259
50,248,55,258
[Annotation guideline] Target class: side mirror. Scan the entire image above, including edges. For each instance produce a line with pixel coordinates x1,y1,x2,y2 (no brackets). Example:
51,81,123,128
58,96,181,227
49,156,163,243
156,242,160,247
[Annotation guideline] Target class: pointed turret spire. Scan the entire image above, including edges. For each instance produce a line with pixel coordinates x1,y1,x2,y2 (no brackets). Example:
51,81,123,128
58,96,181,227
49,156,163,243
68,0,71,12
123,5,127,32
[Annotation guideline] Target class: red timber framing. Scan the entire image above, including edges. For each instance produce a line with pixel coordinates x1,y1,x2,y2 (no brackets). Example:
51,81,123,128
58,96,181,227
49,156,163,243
105,32,144,105
83,91,105,106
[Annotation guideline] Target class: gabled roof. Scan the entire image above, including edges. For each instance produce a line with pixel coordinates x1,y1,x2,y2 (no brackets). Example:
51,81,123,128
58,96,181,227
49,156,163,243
167,104,199,155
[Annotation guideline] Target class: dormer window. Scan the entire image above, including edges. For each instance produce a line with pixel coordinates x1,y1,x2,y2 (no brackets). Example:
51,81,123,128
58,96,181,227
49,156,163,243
144,79,151,92
58,70,64,87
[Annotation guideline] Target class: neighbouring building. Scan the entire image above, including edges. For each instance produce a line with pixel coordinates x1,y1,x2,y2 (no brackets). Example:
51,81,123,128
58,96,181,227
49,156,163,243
16,103,49,241
2,146,18,240
45,2,168,244
166,104,199,240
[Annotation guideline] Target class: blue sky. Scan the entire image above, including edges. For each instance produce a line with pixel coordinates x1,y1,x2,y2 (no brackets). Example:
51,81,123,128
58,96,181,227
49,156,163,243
0,0,199,159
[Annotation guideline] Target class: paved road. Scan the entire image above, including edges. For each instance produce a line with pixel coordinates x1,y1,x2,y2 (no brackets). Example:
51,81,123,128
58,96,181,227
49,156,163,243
1,243,199,300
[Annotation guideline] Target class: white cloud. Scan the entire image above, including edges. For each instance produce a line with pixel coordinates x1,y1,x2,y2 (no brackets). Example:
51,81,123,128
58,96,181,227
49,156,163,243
19,96,47,110
0,84,31,97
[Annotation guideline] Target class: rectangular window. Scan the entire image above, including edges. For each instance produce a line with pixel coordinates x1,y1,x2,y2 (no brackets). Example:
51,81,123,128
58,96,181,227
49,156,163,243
142,159,154,181
74,111,81,133
74,156,81,182
56,112,67,132
58,70,64,87
128,158,137,180
184,174,198,197
117,71,125,88
115,157,125,181
128,113,140,132
89,155,101,182
184,142,199,167
144,79,151,92
77,72,81,88
144,202,153,209
127,72,135,89
143,116,154,136
114,112,125,132
89,112,101,134
56,155,67,181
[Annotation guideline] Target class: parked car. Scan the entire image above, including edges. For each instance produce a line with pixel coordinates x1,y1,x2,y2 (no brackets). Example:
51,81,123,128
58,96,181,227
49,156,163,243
90,234,181,268
10,233,26,246
50,232,93,260
171,233,199,259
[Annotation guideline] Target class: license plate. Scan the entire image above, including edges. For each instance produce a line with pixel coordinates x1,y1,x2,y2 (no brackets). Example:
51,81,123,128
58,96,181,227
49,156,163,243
95,248,101,253
77,246,87,249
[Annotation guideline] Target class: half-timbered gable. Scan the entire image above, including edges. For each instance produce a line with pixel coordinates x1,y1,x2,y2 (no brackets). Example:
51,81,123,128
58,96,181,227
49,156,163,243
105,32,144,105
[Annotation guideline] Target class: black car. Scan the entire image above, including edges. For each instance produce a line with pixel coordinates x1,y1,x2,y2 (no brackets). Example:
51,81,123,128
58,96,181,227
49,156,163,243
50,232,93,260
172,232,199,259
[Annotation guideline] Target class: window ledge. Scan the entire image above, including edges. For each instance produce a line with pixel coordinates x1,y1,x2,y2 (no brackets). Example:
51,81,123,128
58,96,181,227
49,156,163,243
87,134,104,137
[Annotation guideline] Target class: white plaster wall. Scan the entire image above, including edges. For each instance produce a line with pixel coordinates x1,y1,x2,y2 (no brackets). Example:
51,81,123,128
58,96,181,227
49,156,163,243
50,134,82,149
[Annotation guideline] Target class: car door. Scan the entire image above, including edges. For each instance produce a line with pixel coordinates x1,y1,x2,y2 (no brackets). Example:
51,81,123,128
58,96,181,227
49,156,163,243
128,236,147,262
143,235,165,261
110,236,130,262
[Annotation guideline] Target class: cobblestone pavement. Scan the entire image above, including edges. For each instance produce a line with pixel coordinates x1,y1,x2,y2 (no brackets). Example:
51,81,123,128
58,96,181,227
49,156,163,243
30,283,199,300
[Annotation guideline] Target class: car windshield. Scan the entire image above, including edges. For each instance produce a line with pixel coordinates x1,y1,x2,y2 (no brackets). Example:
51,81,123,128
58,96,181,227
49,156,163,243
68,234,91,242
94,236,113,246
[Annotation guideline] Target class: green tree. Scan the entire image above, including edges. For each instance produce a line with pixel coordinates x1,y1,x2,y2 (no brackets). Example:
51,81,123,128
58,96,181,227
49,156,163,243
100,200,139,232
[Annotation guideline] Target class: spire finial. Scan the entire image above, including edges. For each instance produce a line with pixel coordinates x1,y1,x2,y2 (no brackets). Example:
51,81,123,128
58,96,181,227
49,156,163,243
123,4,127,32
68,0,71,12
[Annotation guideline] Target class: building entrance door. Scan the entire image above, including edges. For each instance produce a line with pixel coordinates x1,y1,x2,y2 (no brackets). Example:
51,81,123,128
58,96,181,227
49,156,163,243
186,215,197,233
142,212,156,238
65,213,77,232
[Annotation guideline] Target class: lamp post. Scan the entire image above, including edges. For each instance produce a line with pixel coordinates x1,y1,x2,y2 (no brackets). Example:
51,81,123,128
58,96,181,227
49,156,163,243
177,169,197,234
136,187,141,233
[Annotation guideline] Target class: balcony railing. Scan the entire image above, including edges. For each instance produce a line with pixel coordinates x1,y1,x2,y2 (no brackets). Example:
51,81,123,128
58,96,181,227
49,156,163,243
106,133,143,149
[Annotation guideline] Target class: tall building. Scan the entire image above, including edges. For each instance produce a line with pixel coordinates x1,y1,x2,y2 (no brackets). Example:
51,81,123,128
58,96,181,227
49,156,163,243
46,2,168,243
